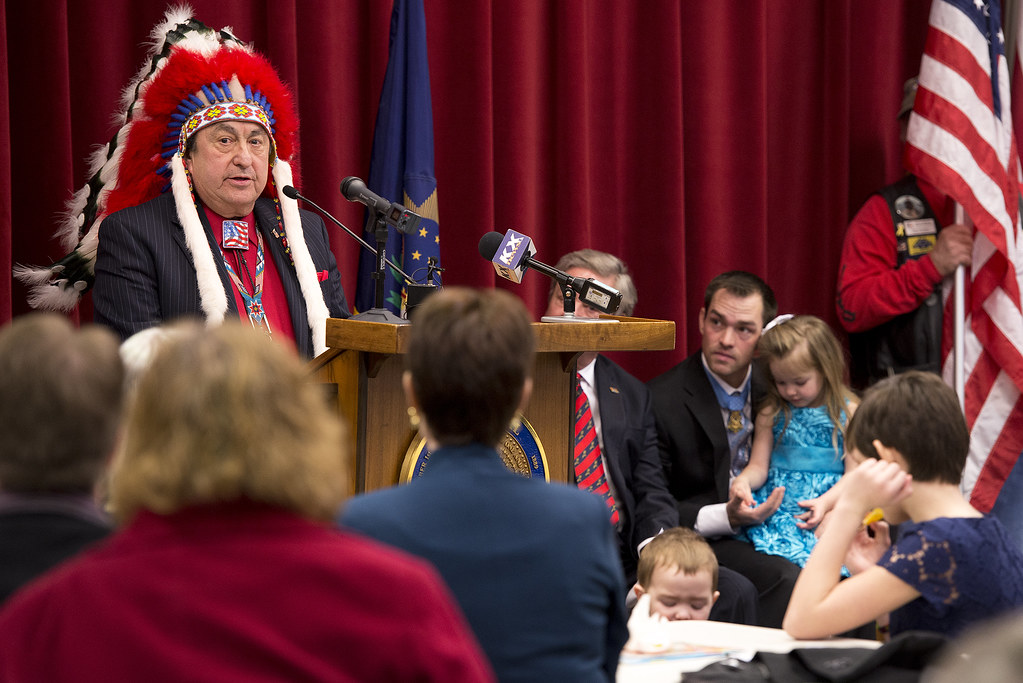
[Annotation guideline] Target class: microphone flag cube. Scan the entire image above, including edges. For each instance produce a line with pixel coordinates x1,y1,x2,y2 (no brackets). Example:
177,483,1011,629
491,229,533,284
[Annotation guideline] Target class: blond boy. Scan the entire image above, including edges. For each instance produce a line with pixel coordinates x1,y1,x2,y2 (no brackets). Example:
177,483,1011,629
635,527,720,620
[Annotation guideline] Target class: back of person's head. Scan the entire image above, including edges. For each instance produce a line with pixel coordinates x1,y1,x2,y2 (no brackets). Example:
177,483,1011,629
549,249,638,316
407,287,536,447
758,315,854,442
704,271,778,326
108,321,347,523
119,326,184,395
637,527,719,591
0,313,124,493
845,370,968,484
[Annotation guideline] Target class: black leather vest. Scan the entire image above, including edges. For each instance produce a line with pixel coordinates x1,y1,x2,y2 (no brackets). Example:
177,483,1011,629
848,175,944,389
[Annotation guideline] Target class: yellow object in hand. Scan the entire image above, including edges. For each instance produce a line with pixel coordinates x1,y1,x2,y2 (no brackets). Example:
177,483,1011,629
862,507,884,526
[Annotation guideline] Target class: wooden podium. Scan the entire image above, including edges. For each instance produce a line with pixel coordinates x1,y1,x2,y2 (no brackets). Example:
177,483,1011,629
309,315,675,495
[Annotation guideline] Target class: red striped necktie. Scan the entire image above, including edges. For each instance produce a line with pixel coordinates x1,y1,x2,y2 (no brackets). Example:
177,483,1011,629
574,373,620,525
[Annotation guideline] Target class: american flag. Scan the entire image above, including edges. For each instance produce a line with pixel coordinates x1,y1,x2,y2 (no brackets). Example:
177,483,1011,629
904,0,1023,517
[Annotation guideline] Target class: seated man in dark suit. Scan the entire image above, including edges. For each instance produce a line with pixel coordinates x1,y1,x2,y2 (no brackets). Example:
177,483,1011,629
648,271,800,628
544,250,757,625
0,314,123,602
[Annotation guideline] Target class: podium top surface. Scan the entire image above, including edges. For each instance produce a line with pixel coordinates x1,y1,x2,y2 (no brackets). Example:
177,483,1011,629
321,315,675,357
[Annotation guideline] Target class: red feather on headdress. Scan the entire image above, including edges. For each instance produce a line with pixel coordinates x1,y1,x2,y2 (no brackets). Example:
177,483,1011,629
110,46,300,214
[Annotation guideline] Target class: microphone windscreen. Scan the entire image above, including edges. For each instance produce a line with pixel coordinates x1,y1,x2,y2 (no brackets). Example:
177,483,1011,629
281,185,299,200
340,176,361,200
478,231,504,259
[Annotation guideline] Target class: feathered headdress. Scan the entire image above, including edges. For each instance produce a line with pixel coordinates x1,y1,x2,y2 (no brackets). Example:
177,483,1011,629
15,6,330,354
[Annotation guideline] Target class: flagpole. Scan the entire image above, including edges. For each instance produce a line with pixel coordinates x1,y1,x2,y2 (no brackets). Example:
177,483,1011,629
954,204,966,408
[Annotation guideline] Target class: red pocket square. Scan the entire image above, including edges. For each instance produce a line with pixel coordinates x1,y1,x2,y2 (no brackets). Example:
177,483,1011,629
317,270,329,282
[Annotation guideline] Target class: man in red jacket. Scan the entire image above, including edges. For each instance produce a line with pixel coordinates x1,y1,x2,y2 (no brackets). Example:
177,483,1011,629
836,77,972,388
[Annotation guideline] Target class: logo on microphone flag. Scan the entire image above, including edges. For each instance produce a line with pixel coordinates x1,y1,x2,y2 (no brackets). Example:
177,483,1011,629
355,0,440,315
491,230,532,284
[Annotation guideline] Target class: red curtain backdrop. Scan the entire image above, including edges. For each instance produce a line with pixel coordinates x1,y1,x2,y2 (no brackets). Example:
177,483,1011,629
0,0,930,381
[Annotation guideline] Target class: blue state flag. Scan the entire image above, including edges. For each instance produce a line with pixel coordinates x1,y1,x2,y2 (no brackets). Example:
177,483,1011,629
355,0,439,314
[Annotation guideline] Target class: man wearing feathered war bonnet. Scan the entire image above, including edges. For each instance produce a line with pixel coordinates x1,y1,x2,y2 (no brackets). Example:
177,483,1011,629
15,9,349,357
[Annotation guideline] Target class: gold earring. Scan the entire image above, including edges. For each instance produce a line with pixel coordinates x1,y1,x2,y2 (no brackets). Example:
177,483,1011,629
408,406,421,430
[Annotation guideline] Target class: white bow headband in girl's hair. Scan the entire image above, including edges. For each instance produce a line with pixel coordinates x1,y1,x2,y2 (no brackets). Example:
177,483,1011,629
763,314,795,333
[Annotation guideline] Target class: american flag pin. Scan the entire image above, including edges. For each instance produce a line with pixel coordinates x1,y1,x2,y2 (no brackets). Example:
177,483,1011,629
223,220,249,250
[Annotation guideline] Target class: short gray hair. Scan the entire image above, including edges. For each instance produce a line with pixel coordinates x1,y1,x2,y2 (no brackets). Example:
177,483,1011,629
548,249,638,316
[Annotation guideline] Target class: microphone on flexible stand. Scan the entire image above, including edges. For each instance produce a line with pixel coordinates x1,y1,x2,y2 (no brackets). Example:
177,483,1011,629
341,177,436,322
340,176,422,235
281,185,414,282
281,185,418,324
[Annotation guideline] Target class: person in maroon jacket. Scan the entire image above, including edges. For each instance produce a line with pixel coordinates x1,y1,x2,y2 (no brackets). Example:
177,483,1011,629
0,322,494,683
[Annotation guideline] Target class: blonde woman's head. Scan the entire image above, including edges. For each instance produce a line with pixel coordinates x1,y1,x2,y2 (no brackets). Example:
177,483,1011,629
108,322,348,523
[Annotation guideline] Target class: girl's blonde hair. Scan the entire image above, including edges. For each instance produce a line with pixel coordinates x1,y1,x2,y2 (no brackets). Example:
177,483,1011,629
757,315,856,451
108,321,348,524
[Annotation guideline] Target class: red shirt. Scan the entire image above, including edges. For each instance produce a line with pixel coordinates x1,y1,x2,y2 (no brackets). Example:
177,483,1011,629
205,207,297,350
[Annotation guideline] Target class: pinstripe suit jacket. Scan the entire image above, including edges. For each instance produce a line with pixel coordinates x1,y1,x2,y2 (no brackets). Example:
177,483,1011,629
93,192,349,357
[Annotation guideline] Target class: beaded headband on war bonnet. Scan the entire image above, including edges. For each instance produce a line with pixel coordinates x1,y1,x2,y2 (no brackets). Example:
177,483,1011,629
15,7,331,354
176,77,278,163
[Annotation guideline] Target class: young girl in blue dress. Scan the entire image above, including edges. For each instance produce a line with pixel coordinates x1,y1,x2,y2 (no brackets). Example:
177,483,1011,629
783,371,1023,639
731,314,857,568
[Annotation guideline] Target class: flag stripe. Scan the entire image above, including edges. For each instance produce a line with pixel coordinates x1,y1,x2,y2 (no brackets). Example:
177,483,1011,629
930,1,996,83
963,342,997,425
915,87,1007,202
924,6,1012,162
906,0,1023,515
923,34,995,120
966,378,1023,510
903,144,1011,243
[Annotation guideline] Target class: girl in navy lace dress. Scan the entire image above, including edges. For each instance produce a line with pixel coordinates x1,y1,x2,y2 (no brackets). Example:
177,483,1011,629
730,315,858,568
783,371,1023,640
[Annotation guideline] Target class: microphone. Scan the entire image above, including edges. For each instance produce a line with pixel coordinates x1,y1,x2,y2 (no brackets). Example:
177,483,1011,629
478,230,623,315
340,176,422,235
281,185,414,284
480,229,535,284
